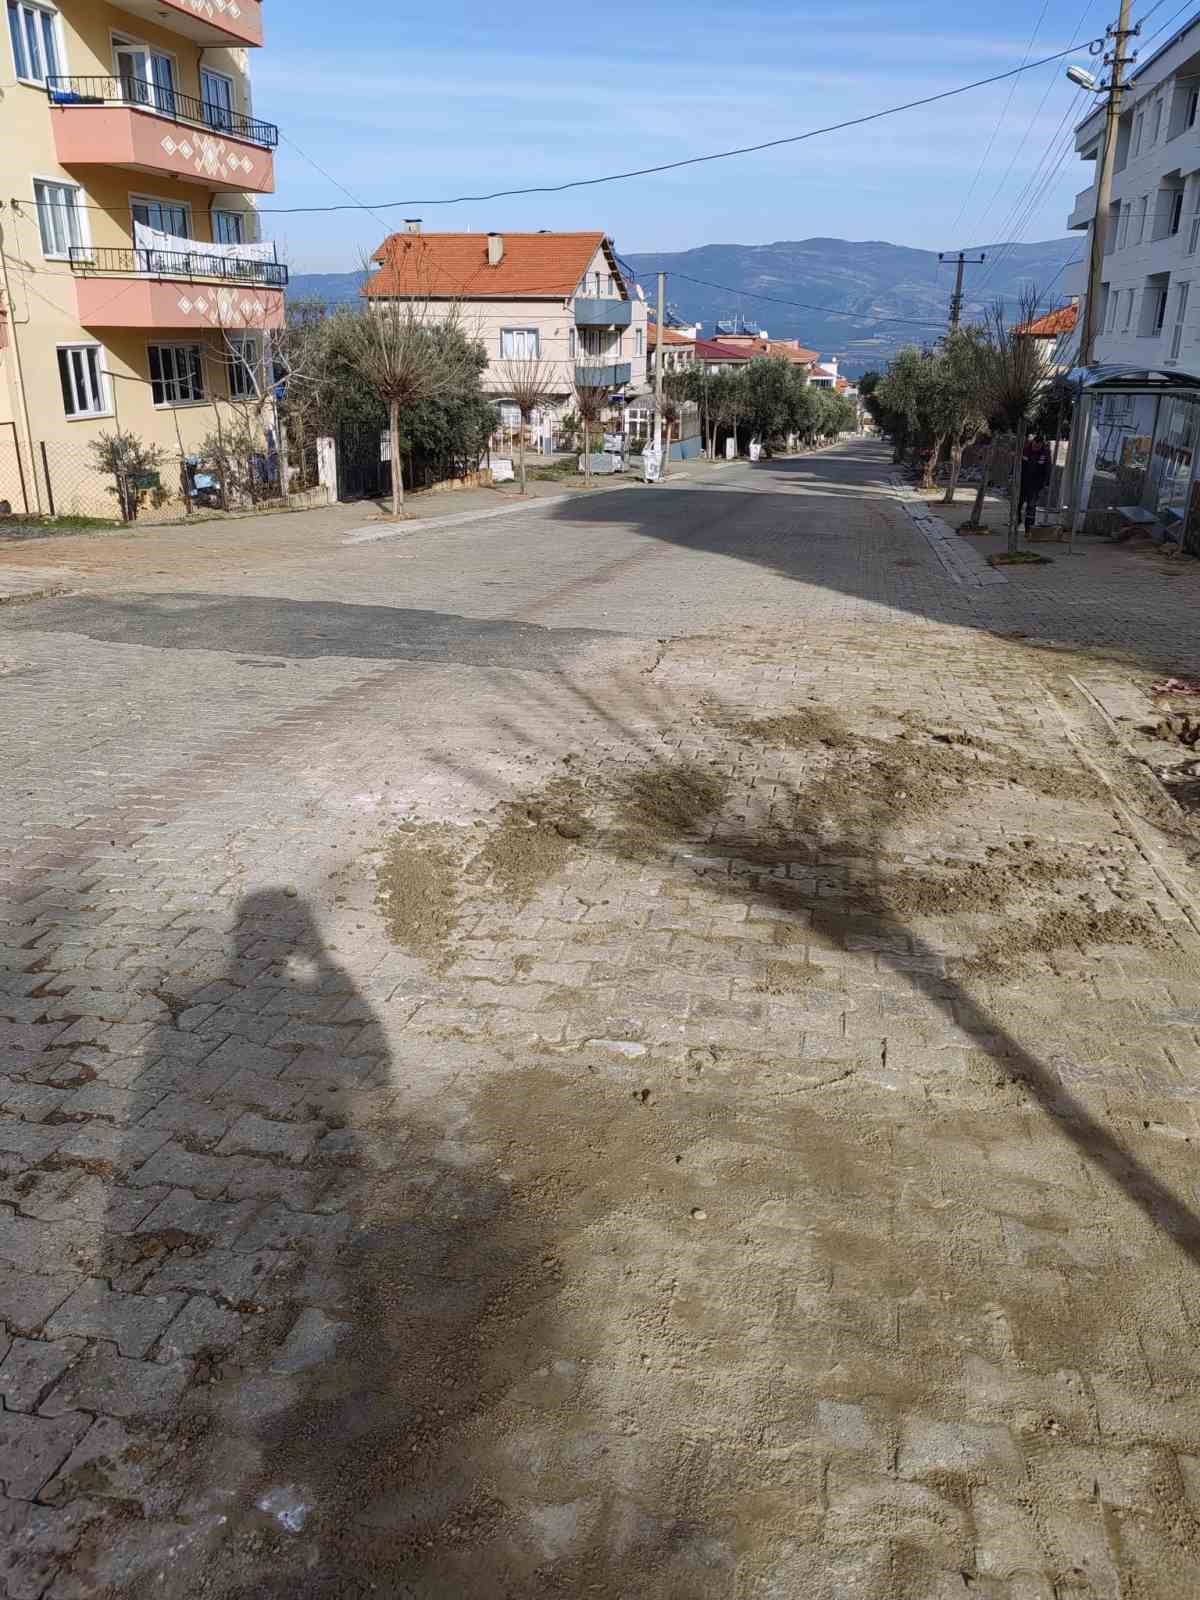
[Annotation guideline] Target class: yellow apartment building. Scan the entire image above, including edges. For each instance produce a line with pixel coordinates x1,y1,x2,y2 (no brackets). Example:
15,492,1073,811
0,0,283,516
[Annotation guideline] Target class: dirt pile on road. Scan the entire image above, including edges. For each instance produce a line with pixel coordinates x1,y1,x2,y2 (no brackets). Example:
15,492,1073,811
474,775,591,904
376,824,461,959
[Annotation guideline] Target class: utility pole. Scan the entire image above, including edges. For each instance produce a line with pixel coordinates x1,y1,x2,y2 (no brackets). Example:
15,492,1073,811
654,272,666,475
938,251,986,330
1079,0,1136,366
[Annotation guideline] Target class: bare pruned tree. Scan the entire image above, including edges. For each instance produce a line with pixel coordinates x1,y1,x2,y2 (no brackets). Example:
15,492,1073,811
338,293,480,516
982,290,1054,554
496,357,559,494
572,380,608,487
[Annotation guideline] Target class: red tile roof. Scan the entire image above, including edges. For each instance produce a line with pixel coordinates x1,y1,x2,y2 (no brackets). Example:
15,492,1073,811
1015,304,1078,338
694,338,751,362
648,324,694,346
712,334,819,364
364,231,609,299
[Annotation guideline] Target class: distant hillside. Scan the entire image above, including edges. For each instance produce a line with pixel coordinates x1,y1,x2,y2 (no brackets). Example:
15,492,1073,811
624,238,1079,375
287,236,1079,375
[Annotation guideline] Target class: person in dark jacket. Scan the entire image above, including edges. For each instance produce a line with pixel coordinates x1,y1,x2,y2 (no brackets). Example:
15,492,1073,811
1018,435,1052,532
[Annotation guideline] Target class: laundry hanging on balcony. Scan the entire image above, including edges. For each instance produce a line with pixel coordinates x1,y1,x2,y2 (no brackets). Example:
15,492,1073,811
133,222,276,280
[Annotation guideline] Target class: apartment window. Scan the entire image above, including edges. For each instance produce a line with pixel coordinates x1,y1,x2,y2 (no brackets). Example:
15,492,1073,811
7,0,58,84
1136,194,1148,242
1123,287,1135,330
148,343,205,405
1170,282,1190,359
114,40,176,114
1154,285,1170,333
33,178,83,258
1188,85,1200,128
1170,190,1185,236
635,328,644,357
1133,109,1144,155
1106,288,1120,333
499,328,539,359
567,327,577,358
1119,202,1131,248
212,210,244,246
131,197,190,239
56,344,107,418
200,67,234,132
1151,98,1164,145
227,335,258,399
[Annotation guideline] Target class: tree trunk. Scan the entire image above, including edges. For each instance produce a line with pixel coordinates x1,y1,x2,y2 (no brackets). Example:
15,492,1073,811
518,416,527,495
1008,423,1026,555
942,439,963,505
276,410,291,506
389,400,403,515
967,437,997,528
922,433,944,492
662,419,671,481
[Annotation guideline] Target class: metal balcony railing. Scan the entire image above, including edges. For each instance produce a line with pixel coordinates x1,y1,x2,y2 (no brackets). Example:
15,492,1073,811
69,245,288,288
46,75,278,148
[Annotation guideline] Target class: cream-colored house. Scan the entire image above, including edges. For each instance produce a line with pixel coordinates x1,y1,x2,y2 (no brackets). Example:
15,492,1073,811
364,226,650,438
0,0,282,516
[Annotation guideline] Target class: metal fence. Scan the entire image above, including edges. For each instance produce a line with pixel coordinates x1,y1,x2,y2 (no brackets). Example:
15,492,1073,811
0,432,283,525
46,75,279,147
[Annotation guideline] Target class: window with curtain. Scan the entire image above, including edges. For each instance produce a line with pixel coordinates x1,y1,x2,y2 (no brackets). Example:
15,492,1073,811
33,179,82,257
500,328,539,359
7,0,58,84
201,68,234,131
57,345,107,418
148,344,205,405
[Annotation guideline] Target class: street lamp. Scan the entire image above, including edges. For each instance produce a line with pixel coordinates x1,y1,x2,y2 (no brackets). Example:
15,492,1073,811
1066,64,1100,91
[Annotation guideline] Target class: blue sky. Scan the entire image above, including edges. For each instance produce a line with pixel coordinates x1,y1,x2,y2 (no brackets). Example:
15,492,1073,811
253,0,1116,272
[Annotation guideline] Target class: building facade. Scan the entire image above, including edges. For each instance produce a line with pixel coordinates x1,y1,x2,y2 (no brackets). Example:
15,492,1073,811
364,227,649,440
1,0,283,516
1071,21,1200,372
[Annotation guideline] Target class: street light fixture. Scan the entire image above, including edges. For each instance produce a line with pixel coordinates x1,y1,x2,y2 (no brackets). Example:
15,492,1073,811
1066,63,1100,91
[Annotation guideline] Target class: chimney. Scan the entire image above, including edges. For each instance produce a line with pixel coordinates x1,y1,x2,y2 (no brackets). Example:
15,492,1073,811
487,232,504,267
404,218,421,234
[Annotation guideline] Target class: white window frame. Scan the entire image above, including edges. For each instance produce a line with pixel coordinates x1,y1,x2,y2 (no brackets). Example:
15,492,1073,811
199,66,235,132
567,327,576,358
499,327,539,359
1123,287,1135,331
129,191,192,241
1169,282,1190,359
212,208,245,246
1136,194,1148,243
32,175,88,260
7,0,62,87
1154,285,1170,334
56,342,110,420
634,327,644,357
1118,202,1131,249
1151,98,1164,146
1133,109,1144,156
148,341,206,407
111,32,178,117
1169,190,1185,237
226,334,259,400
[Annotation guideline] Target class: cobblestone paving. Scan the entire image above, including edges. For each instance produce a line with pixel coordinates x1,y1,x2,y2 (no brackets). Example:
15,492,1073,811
2,441,1200,1597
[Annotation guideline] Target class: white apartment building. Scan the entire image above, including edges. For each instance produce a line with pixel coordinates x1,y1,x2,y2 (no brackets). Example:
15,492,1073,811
1068,15,1200,544
1072,16,1200,369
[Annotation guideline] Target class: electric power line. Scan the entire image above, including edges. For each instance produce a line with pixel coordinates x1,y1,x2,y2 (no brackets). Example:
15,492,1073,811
663,271,949,328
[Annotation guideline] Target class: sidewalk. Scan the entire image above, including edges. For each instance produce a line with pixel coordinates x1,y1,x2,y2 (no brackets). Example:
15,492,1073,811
0,456,743,600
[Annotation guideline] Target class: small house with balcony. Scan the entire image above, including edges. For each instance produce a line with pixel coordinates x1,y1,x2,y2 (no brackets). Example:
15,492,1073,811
363,225,649,441
1065,10,1200,550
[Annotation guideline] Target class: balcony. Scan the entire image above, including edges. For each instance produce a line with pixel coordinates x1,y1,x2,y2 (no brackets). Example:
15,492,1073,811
100,0,262,47
69,245,285,331
47,77,276,193
1069,184,1097,231
574,298,632,328
575,361,632,387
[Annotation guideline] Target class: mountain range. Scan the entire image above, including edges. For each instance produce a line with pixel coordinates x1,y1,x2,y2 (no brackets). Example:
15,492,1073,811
287,236,1080,377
